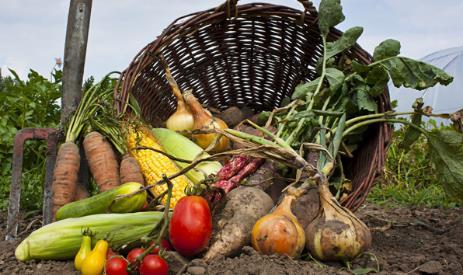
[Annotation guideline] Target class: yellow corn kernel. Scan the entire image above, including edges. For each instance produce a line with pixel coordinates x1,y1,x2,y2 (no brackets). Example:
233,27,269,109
126,126,191,208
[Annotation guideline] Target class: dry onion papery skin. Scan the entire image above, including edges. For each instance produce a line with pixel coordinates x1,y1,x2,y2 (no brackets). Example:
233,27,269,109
166,98,194,132
305,184,372,261
251,191,305,258
163,59,195,132
184,90,229,152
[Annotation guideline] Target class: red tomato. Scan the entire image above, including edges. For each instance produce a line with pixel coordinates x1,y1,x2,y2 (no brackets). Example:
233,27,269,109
106,248,118,259
127,247,145,264
169,196,212,257
149,239,172,254
105,256,129,275
139,255,169,275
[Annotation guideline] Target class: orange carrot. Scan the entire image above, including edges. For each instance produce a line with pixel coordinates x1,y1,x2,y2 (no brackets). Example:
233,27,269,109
74,184,90,201
52,142,80,216
83,131,120,192
120,153,145,184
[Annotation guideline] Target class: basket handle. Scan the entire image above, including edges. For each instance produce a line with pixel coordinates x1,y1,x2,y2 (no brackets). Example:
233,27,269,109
217,0,316,17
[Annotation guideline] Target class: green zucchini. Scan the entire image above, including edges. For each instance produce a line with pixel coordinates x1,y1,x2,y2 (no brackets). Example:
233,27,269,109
55,182,147,220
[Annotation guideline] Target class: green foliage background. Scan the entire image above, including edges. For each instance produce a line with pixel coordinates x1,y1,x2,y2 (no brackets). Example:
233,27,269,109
0,69,61,210
368,122,460,208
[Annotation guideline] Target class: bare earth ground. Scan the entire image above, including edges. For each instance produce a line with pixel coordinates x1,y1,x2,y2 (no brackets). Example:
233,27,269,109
1,204,462,275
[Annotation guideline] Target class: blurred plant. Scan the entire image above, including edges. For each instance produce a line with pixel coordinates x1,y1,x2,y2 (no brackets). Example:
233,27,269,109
0,68,61,210
368,119,460,208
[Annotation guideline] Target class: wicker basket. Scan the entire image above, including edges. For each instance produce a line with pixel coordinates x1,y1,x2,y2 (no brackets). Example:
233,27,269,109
116,0,392,210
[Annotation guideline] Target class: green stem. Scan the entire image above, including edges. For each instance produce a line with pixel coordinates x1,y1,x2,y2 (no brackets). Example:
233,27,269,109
246,120,292,149
342,118,428,138
225,129,280,147
276,103,298,137
286,36,328,145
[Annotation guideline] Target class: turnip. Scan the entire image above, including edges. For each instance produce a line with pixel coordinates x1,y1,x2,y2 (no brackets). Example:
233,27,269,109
203,187,273,262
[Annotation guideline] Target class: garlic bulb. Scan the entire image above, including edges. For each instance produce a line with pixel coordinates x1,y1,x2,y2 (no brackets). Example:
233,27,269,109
305,184,371,261
251,192,305,258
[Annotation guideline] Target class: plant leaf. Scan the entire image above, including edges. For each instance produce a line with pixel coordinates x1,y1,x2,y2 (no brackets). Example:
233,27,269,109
399,98,424,150
351,60,369,73
291,78,320,100
427,129,463,201
375,56,454,90
356,85,378,112
326,26,363,59
318,0,345,36
373,39,401,61
365,66,389,96
330,113,346,158
325,68,345,93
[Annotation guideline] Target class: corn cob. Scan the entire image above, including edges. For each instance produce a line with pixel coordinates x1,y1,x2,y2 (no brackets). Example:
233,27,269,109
126,125,192,207
15,211,163,261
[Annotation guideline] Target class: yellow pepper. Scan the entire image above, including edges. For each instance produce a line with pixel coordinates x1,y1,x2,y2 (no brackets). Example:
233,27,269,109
81,239,108,275
74,230,92,271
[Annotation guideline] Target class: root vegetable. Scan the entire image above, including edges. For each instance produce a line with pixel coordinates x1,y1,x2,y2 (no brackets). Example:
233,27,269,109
120,154,144,184
83,131,120,192
292,186,320,229
203,187,273,262
251,188,305,258
219,106,254,128
163,62,194,132
305,183,371,261
52,142,80,216
184,90,229,152
74,184,90,201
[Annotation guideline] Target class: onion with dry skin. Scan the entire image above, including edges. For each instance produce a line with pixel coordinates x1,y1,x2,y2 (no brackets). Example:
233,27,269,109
305,183,372,261
163,62,194,132
251,188,305,258
184,90,229,152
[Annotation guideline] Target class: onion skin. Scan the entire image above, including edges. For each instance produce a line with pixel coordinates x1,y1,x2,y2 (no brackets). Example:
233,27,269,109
305,184,372,261
251,193,305,258
184,90,229,152
166,100,194,132
192,118,229,152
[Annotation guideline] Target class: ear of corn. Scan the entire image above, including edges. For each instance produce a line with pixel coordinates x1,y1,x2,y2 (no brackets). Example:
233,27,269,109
15,211,163,261
126,126,192,207
152,128,222,184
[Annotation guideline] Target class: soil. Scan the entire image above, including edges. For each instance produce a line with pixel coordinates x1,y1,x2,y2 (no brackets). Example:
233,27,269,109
1,204,462,275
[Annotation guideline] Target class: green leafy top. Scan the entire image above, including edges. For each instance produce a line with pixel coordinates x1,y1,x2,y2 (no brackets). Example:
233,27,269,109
318,0,345,36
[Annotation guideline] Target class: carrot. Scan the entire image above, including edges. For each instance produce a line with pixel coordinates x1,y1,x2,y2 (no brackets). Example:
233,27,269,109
74,184,90,201
120,153,145,184
83,131,120,192
52,142,80,216
51,75,117,218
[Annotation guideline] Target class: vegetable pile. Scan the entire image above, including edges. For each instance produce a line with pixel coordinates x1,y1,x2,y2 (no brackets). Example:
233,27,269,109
14,0,463,274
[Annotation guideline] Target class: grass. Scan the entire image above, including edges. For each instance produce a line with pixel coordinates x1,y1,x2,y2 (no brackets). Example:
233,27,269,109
367,124,460,209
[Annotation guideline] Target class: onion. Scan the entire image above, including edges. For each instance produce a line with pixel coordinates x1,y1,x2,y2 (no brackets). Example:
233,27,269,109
251,188,305,258
163,63,194,132
305,183,371,261
166,97,194,132
183,90,229,152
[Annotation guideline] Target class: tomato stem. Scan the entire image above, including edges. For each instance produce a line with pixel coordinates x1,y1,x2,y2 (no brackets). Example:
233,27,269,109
130,177,173,270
